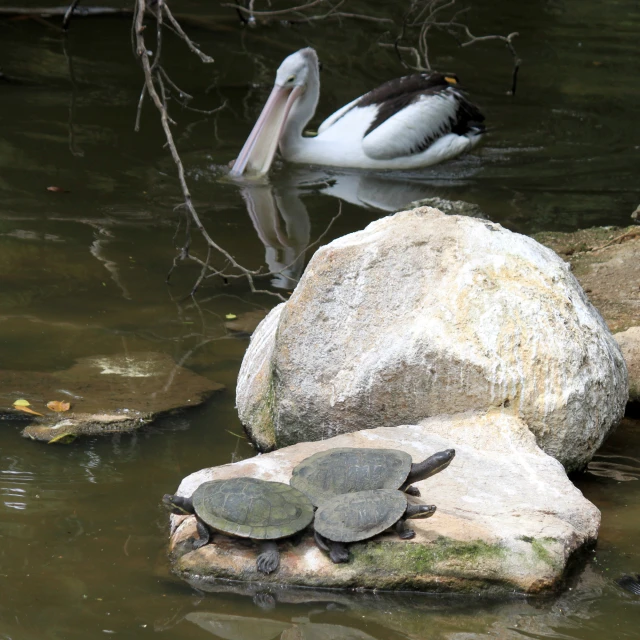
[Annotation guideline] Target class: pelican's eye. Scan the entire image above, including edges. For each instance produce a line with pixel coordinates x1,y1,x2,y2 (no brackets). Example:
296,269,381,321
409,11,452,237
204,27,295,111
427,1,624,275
287,75,296,84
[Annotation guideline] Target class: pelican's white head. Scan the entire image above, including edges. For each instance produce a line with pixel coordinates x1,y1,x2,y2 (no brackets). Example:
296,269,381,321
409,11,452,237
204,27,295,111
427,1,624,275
229,48,319,179
274,48,317,90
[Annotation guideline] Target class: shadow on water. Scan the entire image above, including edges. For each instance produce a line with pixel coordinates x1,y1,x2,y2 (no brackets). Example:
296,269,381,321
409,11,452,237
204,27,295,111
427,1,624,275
1,1,640,638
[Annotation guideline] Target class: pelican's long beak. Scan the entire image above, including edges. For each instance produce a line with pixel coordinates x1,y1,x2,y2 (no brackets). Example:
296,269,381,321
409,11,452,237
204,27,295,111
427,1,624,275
229,84,303,179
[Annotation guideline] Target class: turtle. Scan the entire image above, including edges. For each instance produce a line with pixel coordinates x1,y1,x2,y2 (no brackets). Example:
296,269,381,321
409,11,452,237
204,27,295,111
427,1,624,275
162,477,314,574
313,489,436,563
290,447,455,506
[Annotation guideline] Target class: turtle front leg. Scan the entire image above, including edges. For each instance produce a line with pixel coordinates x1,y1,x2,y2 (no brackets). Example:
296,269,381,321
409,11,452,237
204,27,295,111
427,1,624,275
394,518,416,540
256,541,280,574
314,531,350,563
329,542,350,564
191,517,212,550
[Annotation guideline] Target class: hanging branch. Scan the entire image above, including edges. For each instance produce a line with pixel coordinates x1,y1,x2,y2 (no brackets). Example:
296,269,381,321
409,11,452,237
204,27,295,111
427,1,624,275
133,0,285,299
62,0,82,29
133,0,342,301
216,0,519,93
380,0,521,94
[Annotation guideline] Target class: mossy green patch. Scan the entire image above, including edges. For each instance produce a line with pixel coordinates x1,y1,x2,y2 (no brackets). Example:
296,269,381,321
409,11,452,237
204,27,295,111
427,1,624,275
530,537,561,569
350,536,506,590
248,374,277,451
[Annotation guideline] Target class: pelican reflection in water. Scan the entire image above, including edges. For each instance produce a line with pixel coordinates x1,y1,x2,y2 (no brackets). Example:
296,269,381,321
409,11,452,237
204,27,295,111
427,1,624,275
239,168,485,290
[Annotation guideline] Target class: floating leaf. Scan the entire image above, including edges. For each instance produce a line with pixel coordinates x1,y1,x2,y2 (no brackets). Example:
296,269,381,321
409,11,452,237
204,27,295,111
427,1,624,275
14,406,44,417
47,400,71,412
13,399,31,407
48,433,76,445
47,186,70,193
225,313,237,320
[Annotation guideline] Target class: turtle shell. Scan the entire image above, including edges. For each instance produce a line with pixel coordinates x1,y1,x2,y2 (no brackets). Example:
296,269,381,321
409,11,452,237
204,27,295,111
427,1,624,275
192,477,314,540
290,448,412,506
314,489,408,543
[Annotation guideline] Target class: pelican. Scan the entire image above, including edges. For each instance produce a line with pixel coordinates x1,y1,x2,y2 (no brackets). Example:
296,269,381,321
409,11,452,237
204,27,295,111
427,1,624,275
230,48,485,178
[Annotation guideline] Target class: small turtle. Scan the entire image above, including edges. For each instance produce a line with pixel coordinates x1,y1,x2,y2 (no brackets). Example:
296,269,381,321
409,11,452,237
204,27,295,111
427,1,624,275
163,477,314,574
313,489,436,563
290,447,454,506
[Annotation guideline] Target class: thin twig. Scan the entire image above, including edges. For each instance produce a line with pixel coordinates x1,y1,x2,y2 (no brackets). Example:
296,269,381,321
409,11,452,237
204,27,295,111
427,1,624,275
590,228,640,253
62,0,82,30
134,0,282,300
222,0,327,17
162,3,214,63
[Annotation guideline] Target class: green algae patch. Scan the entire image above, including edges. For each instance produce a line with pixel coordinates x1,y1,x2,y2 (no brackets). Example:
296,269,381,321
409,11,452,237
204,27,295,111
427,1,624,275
530,537,561,569
349,537,508,592
245,373,277,451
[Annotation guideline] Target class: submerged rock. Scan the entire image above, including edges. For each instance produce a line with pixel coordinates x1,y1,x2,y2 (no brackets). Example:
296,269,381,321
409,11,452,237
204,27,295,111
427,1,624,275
169,412,600,595
237,207,627,470
9,352,223,442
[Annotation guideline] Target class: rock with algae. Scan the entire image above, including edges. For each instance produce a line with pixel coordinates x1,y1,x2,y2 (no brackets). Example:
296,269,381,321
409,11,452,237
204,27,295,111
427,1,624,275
237,207,628,471
169,412,600,595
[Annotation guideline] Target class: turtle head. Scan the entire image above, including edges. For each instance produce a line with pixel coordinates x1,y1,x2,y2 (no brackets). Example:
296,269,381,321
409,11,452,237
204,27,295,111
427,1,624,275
162,493,194,515
406,503,437,519
407,449,455,484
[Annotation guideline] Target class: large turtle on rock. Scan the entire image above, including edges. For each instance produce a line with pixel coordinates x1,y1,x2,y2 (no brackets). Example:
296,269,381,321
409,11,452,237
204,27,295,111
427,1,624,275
290,447,455,506
313,489,437,563
163,477,314,574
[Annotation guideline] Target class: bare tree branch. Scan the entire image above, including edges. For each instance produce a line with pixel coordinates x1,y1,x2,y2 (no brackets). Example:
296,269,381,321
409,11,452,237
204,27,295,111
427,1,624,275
222,0,328,18
62,0,82,30
133,0,290,301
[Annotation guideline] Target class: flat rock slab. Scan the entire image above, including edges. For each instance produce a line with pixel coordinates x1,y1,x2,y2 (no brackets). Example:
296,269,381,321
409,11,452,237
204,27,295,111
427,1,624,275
1,352,223,442
169,411,599,595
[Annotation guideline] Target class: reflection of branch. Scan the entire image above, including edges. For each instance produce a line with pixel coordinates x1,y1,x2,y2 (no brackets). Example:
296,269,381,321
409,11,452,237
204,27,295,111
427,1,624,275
89,228,132,300
62,38,84,157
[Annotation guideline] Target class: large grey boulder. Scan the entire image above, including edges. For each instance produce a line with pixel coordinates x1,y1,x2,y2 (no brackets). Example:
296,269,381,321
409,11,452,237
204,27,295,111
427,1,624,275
237,208,627,471
169,412,600,595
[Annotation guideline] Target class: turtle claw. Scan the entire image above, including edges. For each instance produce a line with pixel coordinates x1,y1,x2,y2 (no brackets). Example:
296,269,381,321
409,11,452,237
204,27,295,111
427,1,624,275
404,485,421,497
257,542,280,574
399,528,416,540
190,537,208,550
257,550,280,574
253,593,277,610
329,543,350,564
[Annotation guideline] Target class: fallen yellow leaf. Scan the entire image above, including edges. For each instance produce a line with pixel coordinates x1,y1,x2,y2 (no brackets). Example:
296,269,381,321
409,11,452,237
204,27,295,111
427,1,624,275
48,433,76,445
14,406,44,417
225,313,237,320
47,400,71,412
13,399,30,407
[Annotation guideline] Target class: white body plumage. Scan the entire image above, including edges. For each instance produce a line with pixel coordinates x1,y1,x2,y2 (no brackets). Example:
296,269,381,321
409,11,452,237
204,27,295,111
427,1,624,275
230,48,485,177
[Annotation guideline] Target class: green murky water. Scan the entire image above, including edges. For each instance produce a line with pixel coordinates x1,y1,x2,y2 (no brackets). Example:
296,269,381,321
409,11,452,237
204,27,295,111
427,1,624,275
1,1,639,638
